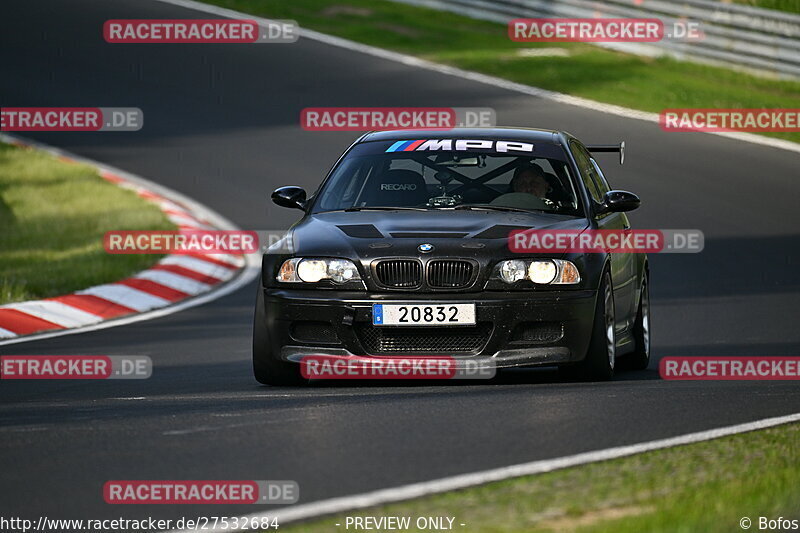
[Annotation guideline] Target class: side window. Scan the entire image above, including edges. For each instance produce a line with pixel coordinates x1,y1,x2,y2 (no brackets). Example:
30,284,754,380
589,158,611,197
569,140,602,204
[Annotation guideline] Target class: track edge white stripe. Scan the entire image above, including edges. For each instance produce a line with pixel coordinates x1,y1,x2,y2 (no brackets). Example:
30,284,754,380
171,412,800,532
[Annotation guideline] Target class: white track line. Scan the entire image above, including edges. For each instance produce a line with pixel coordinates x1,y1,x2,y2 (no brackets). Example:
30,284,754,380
77,284,171,312
0,301,103,328
0,326,19,339
135,270,212,295
168,213,212,228
155,199,191,213
204,253,246,268
171,412,800,532
0,134,260,347
154,0,800,155
158,256,237,280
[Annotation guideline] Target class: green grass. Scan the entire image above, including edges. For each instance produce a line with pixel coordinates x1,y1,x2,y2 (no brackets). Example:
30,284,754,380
730,0,800,14
0,143,175,304
283,423,800,533
203,0,800,143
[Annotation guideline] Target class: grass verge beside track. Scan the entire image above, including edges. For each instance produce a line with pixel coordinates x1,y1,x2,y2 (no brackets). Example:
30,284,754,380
203,0,800,144
284,423,800,533
730,0,800,14
0,142,175,304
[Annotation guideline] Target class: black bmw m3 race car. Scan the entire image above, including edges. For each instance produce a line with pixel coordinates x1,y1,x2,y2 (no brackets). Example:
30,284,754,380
254,128,650,385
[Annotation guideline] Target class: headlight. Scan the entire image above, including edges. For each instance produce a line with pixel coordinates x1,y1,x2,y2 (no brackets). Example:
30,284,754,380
327,259,358,283
495,259,580,285
277,258,361,284
297,259,328,283
528,260,557,284
499,260,527,283
553,260,580,284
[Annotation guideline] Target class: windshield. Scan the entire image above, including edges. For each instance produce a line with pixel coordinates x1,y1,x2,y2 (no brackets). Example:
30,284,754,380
312,139,582,216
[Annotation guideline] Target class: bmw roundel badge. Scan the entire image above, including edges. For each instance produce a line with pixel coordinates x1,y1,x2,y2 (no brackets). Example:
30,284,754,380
418,243,434,253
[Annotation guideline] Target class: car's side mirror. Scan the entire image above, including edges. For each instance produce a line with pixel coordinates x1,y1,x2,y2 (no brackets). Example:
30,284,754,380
601,190,640,213
271,186,307,210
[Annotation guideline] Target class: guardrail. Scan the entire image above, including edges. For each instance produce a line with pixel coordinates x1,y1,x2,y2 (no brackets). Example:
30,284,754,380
391,0,800,79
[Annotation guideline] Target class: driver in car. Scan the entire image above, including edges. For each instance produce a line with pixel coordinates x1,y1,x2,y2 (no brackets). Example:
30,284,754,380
491,163,550,209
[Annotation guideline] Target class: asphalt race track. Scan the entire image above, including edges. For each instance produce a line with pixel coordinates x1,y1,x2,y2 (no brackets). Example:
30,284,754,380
1,0,799,524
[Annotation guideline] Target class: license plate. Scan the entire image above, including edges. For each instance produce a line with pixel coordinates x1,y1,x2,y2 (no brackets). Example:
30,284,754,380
372,303,476,326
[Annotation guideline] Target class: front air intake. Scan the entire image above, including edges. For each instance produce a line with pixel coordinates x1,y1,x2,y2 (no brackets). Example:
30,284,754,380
374,259,422,288
427,260,474,288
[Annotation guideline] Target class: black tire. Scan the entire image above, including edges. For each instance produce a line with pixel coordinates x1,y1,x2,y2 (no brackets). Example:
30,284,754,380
253,287,307,386
576,270,616,381
627,272,651,370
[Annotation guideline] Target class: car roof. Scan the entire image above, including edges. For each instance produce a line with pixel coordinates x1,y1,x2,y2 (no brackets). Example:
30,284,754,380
360,127,565,144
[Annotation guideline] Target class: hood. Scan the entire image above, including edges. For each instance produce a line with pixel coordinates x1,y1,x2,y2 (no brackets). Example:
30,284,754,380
288,210,589,261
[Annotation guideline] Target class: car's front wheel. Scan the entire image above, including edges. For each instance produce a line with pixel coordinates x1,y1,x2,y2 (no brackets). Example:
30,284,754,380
253,287,307,386
576,270,616,380
627,272,651,370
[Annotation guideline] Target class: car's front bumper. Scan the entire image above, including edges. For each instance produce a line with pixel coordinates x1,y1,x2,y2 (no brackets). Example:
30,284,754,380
259,288,598,368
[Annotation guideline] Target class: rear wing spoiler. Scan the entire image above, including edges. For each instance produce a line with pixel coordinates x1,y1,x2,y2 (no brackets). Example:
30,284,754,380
586,141,625,165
